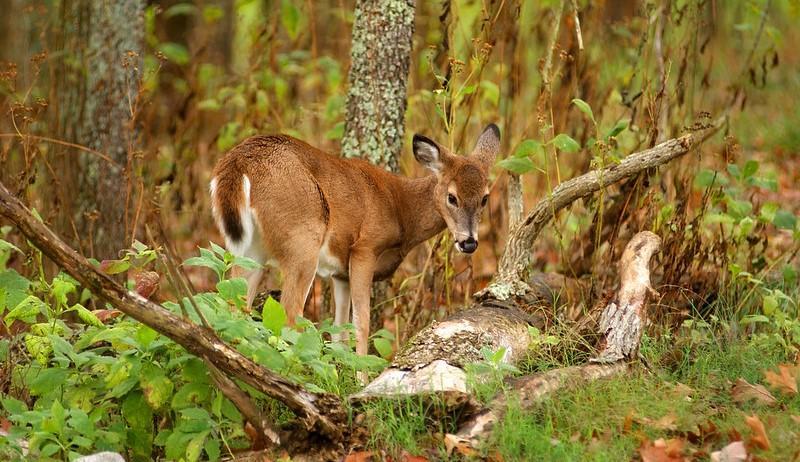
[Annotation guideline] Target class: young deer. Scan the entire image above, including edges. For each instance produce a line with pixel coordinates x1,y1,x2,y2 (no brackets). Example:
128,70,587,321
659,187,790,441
210,124,500,355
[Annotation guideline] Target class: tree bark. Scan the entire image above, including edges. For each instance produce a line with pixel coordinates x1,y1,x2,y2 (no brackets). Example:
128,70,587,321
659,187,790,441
54,0,143,259
0,182,345,441
341,0,415,171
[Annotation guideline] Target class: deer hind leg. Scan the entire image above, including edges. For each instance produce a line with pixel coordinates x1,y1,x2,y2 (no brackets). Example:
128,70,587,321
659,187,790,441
332,276,351,342
275,250,319,326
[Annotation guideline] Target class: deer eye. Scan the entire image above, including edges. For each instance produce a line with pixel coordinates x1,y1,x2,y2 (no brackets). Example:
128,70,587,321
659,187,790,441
447,193,458,207
481,194,489,207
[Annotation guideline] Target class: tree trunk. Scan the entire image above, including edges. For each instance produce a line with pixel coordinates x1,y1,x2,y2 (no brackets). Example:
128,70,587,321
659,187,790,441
341,0,415,171
54,0,143,260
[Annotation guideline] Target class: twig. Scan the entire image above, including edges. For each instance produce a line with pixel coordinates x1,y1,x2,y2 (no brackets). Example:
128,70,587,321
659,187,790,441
570,0,583,51
208,364,281,447
0,133,121,168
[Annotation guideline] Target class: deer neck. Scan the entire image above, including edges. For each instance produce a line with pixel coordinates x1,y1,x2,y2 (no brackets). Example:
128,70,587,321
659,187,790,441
395,175,446,250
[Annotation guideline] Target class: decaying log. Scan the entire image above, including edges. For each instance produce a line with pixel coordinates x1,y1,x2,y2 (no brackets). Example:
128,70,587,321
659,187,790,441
485,116,725,300
352,302,540,402
448,231,661,448
0,182,345,441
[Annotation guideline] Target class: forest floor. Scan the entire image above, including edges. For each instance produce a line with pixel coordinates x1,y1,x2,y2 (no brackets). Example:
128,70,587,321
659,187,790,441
357,328,800,461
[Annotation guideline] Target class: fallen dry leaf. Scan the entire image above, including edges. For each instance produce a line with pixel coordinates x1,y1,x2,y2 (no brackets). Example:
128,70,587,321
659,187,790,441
731,378,778,406
710,441,748,462
399,453,429,462
443,433,477,457
134,270,160,299
791,415,800,424
344,451,377,462
764,364,799,395
636,412,679,431
639,438,685,462
744,415,771,450
92,309,123,323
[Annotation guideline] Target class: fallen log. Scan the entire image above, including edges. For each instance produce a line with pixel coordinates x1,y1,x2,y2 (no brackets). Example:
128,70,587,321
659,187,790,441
448,232,661,449
0,182,345,441
352,232,658,406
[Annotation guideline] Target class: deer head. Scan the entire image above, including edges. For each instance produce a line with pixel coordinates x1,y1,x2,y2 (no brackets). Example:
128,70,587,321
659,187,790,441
412,124,500,254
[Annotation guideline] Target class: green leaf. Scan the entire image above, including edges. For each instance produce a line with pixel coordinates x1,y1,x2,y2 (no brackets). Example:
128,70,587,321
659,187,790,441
186,431,210,462
480,80,500,107
72,304,102,327
141,374,174,410
123,391,154,430
295,331,322,361
0,238,22,270
758,202,779,223
694,169,727,188
742,160,759,178
197,99,221,111
551,133,581,153
605,120,628,139
497,157,535,175
164,2,197,18
571,98,596,124
1,396,27,415
762,295,778,316
727,163,741,179
204,437,221,461
6,295,46,325
100,258,131,275
325,121,345,140
172,383,212,410
262,297,287,334
0,269,30,311
29,367,68,396
253,344,286,371
726,198,753,220
773,210,797,230
158,42,190,65
512,139,544,158
281,0,301,40
217,278,247,309
373,337,393,360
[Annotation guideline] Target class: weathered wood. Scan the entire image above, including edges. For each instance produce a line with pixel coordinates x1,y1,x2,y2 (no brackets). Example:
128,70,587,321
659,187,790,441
484,116,725,300
0,182,344,441
592,231,661,363
447,231,661,448
352,302,540,402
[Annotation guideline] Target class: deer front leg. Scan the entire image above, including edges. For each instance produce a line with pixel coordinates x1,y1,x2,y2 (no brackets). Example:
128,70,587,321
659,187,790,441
349,251,376,357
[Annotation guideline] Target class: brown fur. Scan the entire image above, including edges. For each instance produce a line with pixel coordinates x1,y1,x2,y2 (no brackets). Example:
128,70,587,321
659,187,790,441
210,126,500,356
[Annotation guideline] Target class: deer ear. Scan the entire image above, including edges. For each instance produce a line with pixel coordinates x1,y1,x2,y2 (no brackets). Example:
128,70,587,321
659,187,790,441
413,134,443,173
471,123,500,171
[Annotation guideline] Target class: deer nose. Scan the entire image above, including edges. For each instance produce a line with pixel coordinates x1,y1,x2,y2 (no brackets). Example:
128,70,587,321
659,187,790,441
458,237,478,254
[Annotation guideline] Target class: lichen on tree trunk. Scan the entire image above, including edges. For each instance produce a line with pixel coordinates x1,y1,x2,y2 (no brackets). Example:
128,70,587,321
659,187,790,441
55,0,143,259
341,0,415,172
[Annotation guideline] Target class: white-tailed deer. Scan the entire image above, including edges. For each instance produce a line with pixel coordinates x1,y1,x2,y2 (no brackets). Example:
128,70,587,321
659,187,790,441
210,124,500,355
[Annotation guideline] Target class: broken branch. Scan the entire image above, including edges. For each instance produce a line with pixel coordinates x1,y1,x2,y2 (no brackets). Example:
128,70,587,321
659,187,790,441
485,116,725,300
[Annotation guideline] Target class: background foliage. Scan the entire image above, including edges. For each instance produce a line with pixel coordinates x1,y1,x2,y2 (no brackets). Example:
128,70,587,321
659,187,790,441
0,0,798,460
